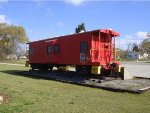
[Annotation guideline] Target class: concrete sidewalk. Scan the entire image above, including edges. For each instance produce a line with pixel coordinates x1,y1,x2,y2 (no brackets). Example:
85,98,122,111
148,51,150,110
0,62,25,67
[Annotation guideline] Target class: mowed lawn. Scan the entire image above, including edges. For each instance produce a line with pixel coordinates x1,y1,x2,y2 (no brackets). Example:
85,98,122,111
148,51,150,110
0,64,150,113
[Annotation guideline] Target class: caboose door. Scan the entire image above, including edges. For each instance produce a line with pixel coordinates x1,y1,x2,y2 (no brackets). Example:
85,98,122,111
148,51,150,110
91,33,100,62
80,42,88,63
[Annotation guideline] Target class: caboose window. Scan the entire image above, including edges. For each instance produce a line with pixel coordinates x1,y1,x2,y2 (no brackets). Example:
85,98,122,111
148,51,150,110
47,45,51,54
29,48,33,55
54,45,59,54
80,42,88,53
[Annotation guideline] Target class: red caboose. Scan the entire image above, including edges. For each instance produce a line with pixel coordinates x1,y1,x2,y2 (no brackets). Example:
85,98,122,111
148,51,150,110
28,29,120,75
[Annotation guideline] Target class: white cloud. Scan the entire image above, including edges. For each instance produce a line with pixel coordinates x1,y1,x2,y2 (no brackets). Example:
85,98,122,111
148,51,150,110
120,31,148,50
125,31,147,43
64,0,86,6
125,35,133,40
136,31,147,39
0,14,11,24
0,15,6,23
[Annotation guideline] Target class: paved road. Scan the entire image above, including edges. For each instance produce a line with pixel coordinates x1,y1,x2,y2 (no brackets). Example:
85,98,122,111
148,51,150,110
122,61,150,78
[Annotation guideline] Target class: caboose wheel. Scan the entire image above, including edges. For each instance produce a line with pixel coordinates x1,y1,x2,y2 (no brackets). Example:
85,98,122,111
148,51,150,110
75,65,81,73
49,66,53,71
30,63,36,70
39,64,48,71
101,68,111,76
76,65,91,75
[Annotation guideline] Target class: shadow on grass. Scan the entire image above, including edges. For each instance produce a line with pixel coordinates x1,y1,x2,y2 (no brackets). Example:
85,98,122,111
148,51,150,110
0,70,94,82
0,70,106,90
0,70,104,91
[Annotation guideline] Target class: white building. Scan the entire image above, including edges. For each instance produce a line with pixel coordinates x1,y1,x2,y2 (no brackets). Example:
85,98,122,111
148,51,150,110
127,52,148,59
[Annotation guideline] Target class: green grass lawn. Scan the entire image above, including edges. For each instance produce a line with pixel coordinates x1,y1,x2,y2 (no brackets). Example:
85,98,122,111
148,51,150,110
0,64,150,113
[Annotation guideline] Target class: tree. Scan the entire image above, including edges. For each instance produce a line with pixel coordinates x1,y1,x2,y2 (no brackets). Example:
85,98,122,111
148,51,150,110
75,23,86,33
16,44,27,59
0,23,29,59
127,42,133,52
132,43,139,52
141,33,150,59
147,32,150,37
118,49,128,59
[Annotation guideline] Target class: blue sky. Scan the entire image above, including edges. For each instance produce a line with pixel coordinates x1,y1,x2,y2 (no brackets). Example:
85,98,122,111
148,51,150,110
0,0,150,49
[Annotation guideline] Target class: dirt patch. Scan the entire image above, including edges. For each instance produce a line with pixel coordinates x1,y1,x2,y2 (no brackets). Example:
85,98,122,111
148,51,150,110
0,93,11,104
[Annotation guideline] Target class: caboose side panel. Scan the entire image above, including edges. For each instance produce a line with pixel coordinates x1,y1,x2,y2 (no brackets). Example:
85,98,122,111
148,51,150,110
46,39,61,64
45,32,92,65
28,29,120,75
60,35,81,65
60,32,92,65
29,41,47,64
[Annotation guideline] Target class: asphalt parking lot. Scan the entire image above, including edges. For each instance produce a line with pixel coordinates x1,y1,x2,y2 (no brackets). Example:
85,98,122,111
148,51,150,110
122,61,150,78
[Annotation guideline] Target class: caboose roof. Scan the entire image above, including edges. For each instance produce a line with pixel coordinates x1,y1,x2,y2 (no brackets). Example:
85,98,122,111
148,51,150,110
27,29,120,44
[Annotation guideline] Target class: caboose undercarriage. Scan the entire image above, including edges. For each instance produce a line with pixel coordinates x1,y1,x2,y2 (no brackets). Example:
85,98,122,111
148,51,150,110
30,62,121,78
